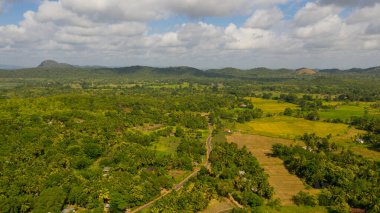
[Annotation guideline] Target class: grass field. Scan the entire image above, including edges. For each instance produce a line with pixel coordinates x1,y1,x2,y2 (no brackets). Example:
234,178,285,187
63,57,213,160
256,205,327,213
235,116,380,160
149,137,180,157
249,98,298,114
236,116,350,139
201,198,235,213
320,102,380,120
227,133,313,205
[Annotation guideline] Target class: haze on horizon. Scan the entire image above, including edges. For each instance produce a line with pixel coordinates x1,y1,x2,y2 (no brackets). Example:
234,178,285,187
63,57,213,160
0,0,380,69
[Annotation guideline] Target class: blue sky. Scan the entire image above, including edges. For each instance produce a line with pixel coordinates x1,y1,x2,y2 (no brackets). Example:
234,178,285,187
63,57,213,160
0,0,380,69
0,1,39,25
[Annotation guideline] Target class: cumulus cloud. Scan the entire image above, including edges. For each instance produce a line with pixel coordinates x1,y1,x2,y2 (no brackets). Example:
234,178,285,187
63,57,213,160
319,0,380,7
294,2,341,27
0,0,380,69
59,0,288,22
244,8,283,29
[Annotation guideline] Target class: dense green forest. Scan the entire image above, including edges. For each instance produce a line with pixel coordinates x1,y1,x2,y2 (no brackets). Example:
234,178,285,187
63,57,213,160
1,64,380,212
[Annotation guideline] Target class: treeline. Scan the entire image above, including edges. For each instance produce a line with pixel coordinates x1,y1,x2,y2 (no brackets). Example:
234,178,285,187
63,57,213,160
272,134,380,212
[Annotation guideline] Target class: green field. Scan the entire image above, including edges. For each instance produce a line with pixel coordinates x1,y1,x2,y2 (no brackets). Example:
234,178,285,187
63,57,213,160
250,98,298,114
320,102,380,120
149,137,180,157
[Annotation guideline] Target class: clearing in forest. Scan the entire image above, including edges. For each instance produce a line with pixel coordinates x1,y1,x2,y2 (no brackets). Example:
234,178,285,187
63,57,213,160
226,133,312,205
201,198,235,213
249,98,298,114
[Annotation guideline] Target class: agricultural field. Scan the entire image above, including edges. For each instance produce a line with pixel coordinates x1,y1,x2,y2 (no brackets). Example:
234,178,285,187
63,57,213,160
226,133,313,205
236,116,350,139
249,98,298,114
235,116,380,160
320,102,380,120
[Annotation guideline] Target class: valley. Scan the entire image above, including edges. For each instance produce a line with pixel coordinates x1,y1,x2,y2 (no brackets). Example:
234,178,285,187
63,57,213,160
0,64,379,212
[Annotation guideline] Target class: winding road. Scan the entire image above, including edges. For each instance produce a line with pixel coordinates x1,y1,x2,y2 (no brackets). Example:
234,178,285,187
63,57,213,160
129,124,213,213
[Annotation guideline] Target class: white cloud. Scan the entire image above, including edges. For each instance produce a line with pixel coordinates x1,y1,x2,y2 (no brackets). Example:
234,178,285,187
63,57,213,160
244,8,283,29
0,0,380,69
294,2,341,27
60,0,288,22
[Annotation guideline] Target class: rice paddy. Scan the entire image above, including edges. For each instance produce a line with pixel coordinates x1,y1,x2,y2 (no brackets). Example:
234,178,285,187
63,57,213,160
320,102,380,120
236,116,350,139
249,98,298,114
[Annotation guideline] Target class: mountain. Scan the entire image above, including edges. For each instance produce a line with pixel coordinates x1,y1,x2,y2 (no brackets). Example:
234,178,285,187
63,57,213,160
319,66,380,75
0,60,379,80
38,60,74,68
0,64,24,70
296,68,318,75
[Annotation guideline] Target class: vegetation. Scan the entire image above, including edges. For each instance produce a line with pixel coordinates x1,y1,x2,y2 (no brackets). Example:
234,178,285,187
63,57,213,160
1,64,380,212
273,135,380,212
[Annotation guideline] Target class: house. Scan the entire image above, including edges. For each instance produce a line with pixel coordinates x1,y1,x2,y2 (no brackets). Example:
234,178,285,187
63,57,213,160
356,138,365,144
240,104,247,108
103,167,111,173
224,129,232,134
61,208,75,213
350,208,366,213
103,167,111,177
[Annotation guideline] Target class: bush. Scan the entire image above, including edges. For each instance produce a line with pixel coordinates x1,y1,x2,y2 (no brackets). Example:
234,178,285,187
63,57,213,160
293,191,318,207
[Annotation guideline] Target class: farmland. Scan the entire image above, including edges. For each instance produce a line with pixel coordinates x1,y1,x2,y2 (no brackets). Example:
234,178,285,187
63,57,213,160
226,133,308,205
250,98,298,114
236,116,350,139
320,102,380,120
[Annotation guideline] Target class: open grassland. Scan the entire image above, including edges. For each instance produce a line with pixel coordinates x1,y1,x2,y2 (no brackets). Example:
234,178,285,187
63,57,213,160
201,198,235,213
249,98,298,114
226,133,313,205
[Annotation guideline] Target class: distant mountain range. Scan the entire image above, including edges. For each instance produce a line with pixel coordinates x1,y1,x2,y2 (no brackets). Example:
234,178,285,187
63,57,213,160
0,64,25,70
0,60,379,80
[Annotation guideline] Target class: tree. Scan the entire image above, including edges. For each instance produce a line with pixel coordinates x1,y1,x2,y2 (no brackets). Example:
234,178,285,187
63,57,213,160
34,187,66,212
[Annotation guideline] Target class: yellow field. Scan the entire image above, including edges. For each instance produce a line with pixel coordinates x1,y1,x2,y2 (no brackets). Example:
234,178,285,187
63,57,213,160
249,98,298,114
236,116,380,160
257,206,327,213
236,116,351,139
227,133,314,205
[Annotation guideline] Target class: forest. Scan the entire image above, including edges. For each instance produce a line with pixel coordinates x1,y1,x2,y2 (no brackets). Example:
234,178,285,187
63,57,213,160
0,65,380,212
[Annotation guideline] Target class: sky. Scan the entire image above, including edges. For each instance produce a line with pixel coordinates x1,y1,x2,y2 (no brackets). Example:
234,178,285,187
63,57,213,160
0,0,380,69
